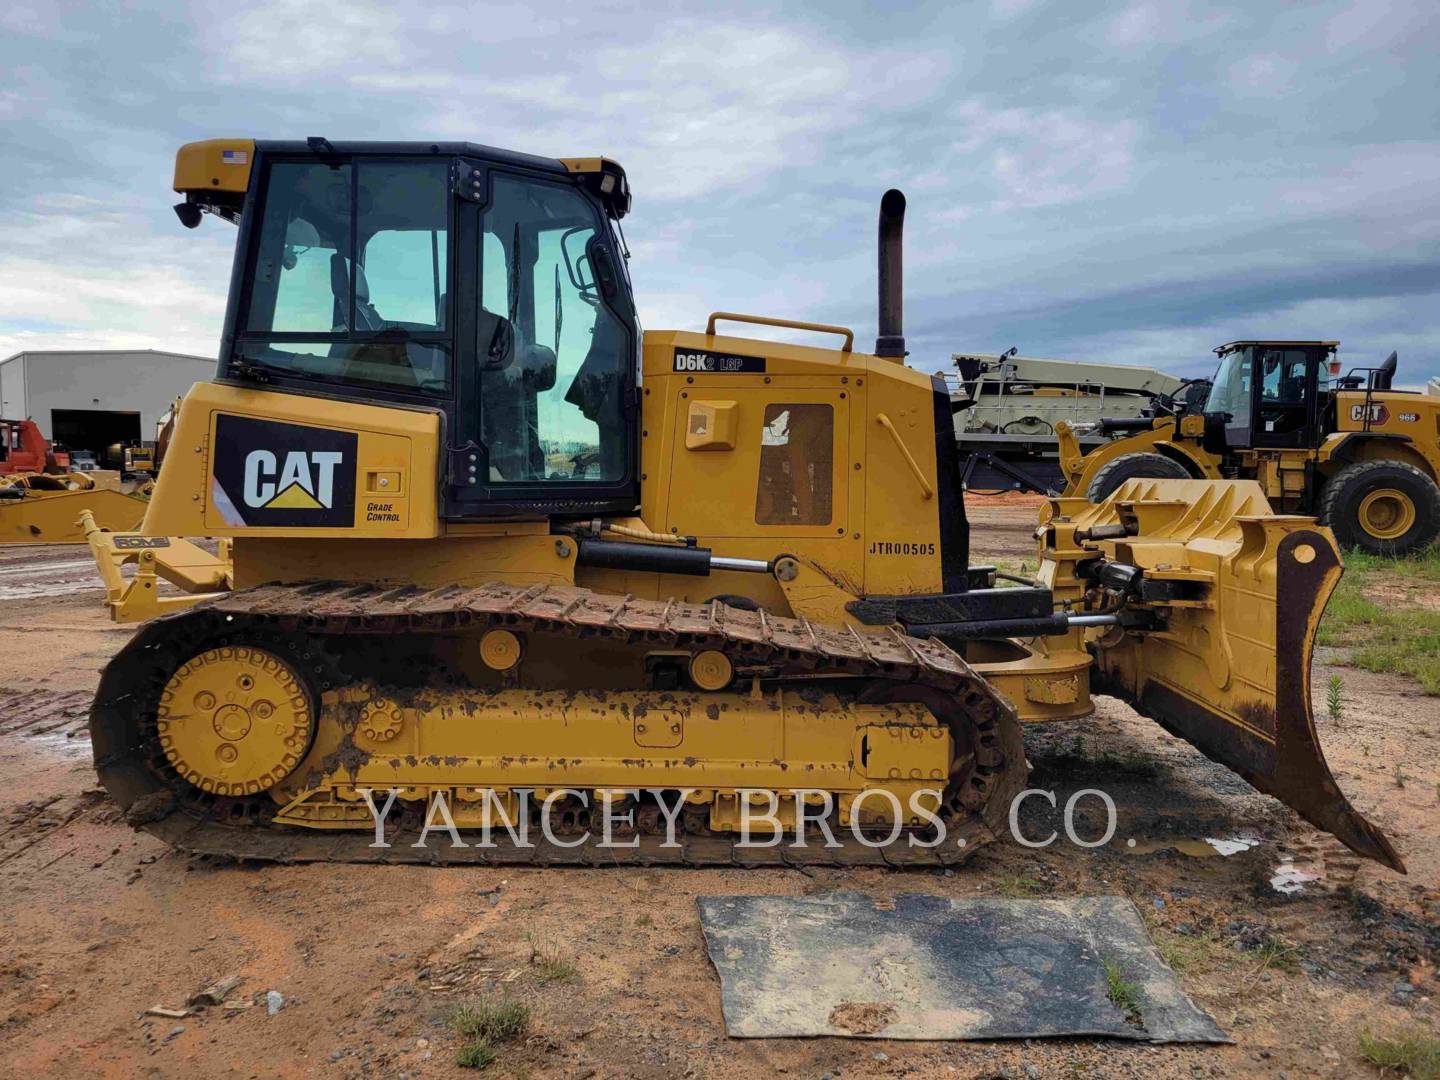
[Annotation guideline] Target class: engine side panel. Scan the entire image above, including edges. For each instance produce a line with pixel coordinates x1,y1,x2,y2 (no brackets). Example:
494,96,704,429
642,329,953,600
143,382,442,540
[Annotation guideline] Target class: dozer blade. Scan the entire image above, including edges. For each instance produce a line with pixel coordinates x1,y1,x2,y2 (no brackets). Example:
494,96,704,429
1051,479,1403,873
0,486,148,544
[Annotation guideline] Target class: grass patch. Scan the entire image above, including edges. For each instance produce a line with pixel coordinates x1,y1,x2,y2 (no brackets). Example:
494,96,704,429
1343,547,1440,582
1156,938,1194,974
1251,934,1300,974
1351,618,1440,695
525,931,578,984
1154,929,1224,975
1102,957,1142,1024
1319,549,1440,695
448,994,530,1070
455,1041,497,1070
997,875,1047,896
1358,1027,1440,1080
988,556,1039,588
1317,586,1386,644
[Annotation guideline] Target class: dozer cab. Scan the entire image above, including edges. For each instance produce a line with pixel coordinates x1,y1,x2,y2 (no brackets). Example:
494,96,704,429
89,139,1401,872
1057,340,1440,555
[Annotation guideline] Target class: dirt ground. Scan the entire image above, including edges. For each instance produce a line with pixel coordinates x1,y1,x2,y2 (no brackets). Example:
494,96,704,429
1,513,1436,1079
967,491,1053,564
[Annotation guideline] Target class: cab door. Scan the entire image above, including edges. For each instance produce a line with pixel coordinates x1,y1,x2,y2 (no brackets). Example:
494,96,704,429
1251,347,1321,448
445,166,639,519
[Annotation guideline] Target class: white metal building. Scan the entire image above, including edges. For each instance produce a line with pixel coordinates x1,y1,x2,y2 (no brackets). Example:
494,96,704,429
0,349,215,455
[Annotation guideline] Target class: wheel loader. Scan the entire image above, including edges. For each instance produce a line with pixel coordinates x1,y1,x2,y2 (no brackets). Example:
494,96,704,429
1056,341,1440,555
88,138,1402,872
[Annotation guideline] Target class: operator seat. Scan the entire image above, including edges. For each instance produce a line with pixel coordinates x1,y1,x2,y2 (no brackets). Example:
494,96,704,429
329,254,418,389
565,312,627,479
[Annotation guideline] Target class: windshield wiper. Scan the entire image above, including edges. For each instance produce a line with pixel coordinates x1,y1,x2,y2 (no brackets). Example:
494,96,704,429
554,264,563,354
508,223,521,328
227,357,271,383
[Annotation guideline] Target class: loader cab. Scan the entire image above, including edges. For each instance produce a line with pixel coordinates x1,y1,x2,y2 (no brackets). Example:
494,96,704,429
181,140,641,521
1202,340,1338,451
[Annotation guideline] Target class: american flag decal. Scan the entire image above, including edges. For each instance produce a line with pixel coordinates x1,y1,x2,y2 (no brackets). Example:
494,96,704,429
222,149,248,165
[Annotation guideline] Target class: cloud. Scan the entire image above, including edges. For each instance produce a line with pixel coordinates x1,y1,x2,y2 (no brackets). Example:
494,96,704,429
215,0,416,76
1225,53,1299,98
1103,1,1231,48
0,4,65,37
0,190,230,362
947,101,1137,212
1323,0,1425,53
207,11,951,203
989,0,1042,19
0,0,1436,389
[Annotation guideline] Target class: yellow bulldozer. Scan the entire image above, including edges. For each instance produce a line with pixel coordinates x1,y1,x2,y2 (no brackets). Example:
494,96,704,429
1055,341,1440,555
1,466,151,544
88,138,1402,872
0,416,151,543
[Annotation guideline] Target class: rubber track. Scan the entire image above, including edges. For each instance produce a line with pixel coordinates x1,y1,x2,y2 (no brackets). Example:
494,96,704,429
91,581,1027,866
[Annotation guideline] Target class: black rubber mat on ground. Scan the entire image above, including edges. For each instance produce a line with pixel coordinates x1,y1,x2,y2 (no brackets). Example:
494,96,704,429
698,892,1228,1043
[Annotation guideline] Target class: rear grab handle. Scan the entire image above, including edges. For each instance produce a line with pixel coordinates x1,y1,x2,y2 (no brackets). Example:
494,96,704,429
706,311,854,353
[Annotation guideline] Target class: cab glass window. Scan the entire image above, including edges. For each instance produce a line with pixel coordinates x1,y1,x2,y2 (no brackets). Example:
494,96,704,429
1259,349,1309,404
1204,347,1253,419
249,162,350,333
1257,348,1312,437
240,159,450,393
755,404,834,525
357,164,448,330
477,174,629,483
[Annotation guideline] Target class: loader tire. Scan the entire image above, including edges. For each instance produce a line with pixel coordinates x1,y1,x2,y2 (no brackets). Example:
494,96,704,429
1320,460,1440,556
1086,452,1191,503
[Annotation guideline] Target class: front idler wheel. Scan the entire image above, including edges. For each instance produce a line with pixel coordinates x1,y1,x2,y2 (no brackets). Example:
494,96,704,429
155,645,316,797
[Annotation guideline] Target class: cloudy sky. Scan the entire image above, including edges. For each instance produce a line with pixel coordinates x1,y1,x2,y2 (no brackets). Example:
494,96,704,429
2,0,1437,386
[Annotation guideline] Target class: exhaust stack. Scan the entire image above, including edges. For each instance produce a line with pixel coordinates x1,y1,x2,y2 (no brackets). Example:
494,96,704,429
875,189,907,359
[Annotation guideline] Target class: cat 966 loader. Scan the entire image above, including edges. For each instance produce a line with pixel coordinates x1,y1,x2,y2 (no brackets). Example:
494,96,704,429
1056,341,1440,556
89,139,1402,871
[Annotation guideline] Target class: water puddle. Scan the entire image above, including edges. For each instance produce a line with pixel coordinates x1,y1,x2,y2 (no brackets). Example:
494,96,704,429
1124,836,1261,858
1269,856,1325,895
0,581,102,600
1123,834,1328,895
0,557,104,600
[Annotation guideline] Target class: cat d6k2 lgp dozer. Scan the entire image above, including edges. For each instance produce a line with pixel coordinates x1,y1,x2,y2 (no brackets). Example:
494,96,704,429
89,139,1401,872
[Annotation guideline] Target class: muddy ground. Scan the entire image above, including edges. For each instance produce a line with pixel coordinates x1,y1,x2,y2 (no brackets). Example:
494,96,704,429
1,507,1436,1079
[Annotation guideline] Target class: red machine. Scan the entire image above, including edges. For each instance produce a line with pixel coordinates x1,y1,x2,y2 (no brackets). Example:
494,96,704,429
0,418,69,475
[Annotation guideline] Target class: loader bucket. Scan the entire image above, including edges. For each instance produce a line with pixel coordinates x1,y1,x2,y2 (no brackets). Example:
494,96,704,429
1047,479,1403,872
